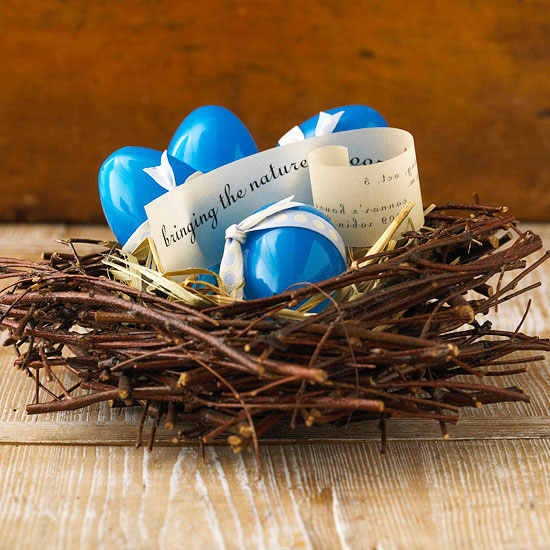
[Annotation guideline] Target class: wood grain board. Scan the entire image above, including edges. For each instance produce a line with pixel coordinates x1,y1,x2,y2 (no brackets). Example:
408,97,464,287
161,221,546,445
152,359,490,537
0,223,548,549
2,441,550,550
0,0,549,223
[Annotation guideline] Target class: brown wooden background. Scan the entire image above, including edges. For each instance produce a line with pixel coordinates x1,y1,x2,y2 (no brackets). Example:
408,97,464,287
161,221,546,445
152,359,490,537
0,0,548,223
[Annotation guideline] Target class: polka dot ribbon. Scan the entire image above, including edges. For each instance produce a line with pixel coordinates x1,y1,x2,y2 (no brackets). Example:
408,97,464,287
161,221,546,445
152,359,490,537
219,196,346,299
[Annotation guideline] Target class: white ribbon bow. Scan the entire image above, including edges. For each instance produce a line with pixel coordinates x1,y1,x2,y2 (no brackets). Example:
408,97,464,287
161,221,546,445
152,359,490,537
143,150,177,191
219,196,346,299
278,110,345,146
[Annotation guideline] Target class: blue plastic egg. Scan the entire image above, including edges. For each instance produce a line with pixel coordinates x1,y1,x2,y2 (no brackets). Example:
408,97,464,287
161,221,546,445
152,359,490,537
241,204,347,300
168,105,258,173
99,146,195,247
295,104,388,140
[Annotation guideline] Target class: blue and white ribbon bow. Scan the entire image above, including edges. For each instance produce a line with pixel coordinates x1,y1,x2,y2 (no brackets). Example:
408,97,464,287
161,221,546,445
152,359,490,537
278,110,345,146
219,196,346,299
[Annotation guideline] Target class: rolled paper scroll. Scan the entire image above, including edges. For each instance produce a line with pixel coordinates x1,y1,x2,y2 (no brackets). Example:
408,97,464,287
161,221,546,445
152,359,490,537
307,137,423,247
145,127,423,272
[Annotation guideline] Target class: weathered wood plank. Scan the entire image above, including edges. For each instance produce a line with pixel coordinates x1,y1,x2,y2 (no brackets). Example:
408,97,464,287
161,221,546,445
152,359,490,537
0,1,549,222
1,440,550,549
0,416,549,446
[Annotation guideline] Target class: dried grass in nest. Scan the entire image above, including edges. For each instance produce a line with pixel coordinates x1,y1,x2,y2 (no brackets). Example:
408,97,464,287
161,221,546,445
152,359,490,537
0,202,549,476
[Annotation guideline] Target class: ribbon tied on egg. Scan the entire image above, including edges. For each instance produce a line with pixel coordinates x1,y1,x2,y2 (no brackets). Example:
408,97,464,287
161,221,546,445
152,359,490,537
219,196,346,299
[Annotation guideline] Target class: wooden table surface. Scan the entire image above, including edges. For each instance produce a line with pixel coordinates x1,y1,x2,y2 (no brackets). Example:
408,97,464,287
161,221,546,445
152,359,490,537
0,223,549,550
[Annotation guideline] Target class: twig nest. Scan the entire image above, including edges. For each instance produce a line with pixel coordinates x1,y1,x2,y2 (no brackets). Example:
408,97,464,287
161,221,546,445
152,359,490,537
0,203,548,472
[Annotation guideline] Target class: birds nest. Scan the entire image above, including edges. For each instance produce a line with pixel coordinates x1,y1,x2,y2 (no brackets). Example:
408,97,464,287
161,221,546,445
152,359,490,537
0,202,548,474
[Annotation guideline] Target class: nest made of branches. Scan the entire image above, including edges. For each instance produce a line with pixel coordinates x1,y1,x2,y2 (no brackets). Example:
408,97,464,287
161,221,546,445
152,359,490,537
0,203,549,473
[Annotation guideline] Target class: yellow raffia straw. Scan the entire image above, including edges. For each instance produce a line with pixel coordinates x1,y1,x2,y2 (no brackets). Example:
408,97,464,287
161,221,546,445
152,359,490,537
354,201,415,270
103,255,206,306
104,248,311,319
348,202,415,296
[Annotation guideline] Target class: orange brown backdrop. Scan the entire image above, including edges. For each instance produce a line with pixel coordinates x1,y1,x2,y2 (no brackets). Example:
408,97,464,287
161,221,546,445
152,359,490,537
0,0,548,223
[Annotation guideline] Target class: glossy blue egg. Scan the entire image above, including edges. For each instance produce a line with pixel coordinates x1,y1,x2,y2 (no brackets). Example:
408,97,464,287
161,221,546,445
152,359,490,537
99,146,195,247
242,205,347,301
296,104,387,140
168,105,258,173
